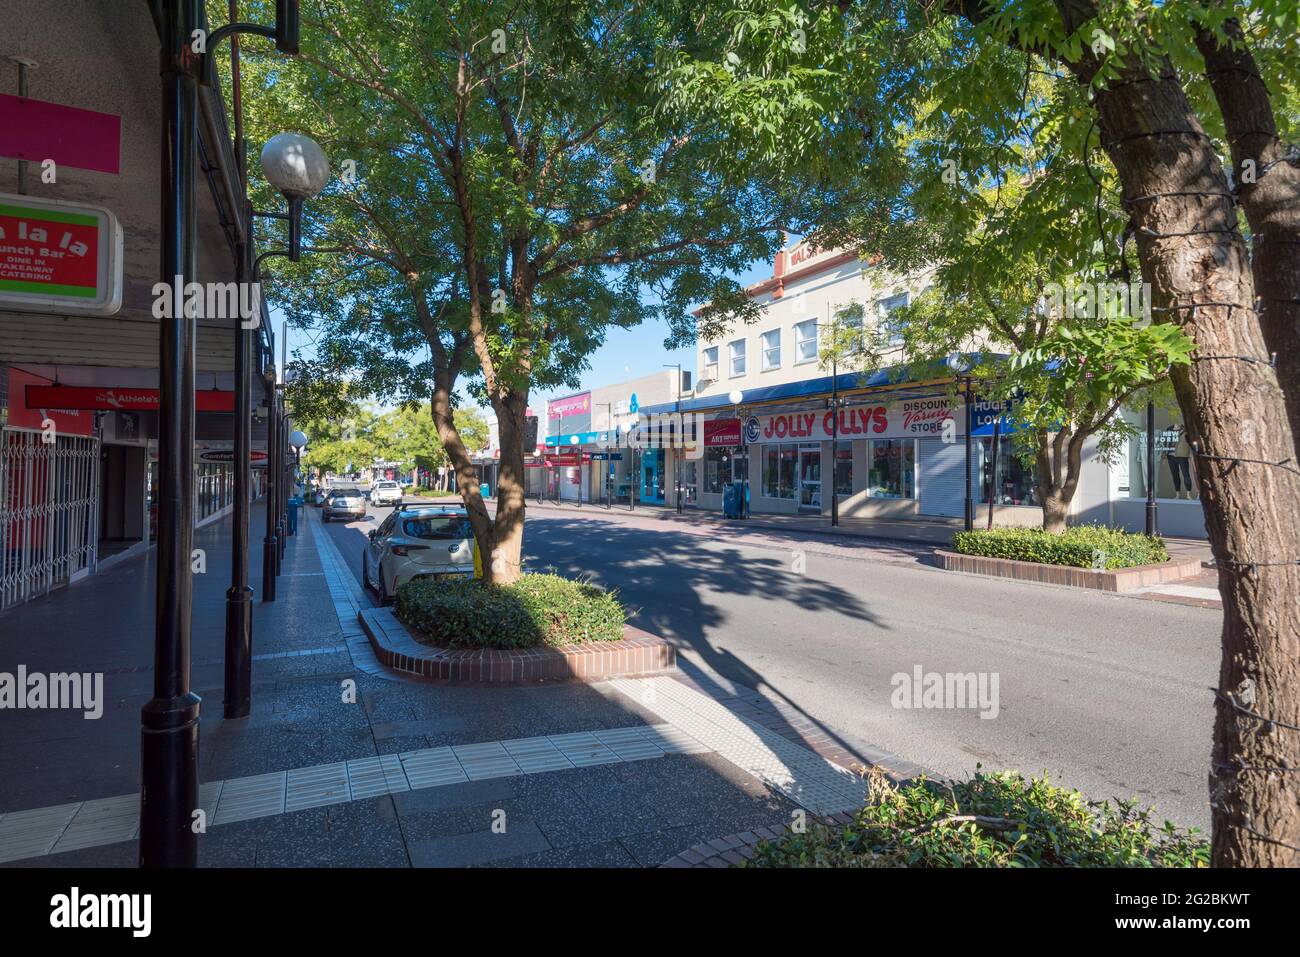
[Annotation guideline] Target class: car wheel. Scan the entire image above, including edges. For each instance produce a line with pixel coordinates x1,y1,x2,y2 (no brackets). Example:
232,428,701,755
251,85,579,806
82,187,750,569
362,552,371,590
378,569,392,606
323,513,329,523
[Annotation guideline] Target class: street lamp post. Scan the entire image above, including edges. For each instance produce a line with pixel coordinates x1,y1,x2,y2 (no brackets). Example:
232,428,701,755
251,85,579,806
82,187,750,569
140,0,204,869
622,419,636,511
830,358,840,527
1145,401,1159,536
728,389,747,520
665,363,683,513
963,375,975,532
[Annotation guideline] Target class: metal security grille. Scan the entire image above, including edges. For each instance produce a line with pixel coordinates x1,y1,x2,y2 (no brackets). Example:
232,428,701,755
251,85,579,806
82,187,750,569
0,428,100,610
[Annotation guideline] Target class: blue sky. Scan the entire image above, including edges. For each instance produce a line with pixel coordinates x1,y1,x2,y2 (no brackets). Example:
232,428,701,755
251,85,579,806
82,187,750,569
278,257,775,420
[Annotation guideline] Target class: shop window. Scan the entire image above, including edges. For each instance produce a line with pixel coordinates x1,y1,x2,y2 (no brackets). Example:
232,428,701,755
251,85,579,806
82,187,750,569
728,339,746,377
1127,410,1198,500
702,346,719,381
795,319,818,363
681,460,698,505
979,438,1037,506
762,444,797,498
761,328,781,370
868,439,914,498
833,446,853,495
704,446,728,494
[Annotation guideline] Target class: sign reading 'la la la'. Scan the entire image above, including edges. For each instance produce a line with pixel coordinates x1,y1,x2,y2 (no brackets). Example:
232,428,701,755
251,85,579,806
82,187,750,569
0,192,123,315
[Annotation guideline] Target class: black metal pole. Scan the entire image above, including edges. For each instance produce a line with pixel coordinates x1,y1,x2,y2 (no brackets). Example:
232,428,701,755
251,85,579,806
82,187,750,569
831,360,839,527
223,225,253,718
276,409,286,567
261,371,278,601
987,419,1001,531
963,376,974,531
141,0,202,869
1145,400,1158,536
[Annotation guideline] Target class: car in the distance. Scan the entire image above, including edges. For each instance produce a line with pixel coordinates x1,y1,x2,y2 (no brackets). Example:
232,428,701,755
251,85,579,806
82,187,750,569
370,481,404,507
312,487,329,507
363,505,478,604
323,487,366,523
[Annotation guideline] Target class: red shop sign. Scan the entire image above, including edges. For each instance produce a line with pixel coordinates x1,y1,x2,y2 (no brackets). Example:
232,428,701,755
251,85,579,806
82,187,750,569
25,385,235,413
703,418,741,447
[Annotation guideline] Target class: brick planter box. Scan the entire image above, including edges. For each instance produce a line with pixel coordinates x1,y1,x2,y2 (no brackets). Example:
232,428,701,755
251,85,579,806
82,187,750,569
933,549,1204,592
358,607,675,682
660,812,859,868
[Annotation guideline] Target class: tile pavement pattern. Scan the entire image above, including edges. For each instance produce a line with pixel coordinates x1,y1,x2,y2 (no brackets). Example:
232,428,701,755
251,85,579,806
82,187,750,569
360,606,676,682
308,509,399,680
608,676,873,816
0,723,707,863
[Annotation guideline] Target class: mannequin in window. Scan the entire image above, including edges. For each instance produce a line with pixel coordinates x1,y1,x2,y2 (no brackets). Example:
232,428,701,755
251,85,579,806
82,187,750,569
1165,424,1195,499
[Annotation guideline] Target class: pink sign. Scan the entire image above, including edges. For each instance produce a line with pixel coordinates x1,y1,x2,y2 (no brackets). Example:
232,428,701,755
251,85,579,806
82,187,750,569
549,392,590,418
0,95,122,175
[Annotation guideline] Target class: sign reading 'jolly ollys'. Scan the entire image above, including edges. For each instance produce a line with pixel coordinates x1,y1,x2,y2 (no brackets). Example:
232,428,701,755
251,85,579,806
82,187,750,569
0,193,123,315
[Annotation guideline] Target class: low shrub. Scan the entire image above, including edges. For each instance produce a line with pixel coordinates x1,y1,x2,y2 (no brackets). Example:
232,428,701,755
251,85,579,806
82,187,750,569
951,524,1169,569
747,768,1208,868
403,485,458,498
396,572,626,649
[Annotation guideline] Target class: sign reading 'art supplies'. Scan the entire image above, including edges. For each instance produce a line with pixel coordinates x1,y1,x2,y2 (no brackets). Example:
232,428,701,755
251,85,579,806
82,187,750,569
0,193,123,315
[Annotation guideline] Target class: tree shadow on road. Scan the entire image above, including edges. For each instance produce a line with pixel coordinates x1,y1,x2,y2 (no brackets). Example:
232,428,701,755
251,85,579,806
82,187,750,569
521,516,894,772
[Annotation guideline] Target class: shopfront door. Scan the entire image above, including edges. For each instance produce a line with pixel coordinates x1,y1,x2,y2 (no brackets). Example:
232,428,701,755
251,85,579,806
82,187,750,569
798,446,821,511
641,450,664,503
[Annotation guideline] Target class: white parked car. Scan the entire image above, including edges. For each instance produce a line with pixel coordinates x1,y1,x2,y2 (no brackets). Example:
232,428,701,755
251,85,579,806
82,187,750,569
363,506,478,604
370,481,404,506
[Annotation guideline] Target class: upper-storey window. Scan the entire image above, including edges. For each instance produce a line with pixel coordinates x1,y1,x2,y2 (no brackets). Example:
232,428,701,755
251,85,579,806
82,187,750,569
702,345,719,381
761,328,781,371
728,338,747,377
794,319,818,363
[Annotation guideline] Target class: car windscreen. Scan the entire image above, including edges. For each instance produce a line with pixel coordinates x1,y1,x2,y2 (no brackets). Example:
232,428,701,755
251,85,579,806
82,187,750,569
400,516,473,540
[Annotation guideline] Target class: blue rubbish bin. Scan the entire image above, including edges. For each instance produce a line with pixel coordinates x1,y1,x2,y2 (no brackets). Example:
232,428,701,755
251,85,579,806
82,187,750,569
722,483,738,519
479,482,490,500
287,495,302,535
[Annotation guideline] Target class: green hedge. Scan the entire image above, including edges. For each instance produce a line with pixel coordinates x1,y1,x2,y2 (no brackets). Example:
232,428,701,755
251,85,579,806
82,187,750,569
748,769,1208,868
396,573,626,649
951,524,1169,569
402,485,458,498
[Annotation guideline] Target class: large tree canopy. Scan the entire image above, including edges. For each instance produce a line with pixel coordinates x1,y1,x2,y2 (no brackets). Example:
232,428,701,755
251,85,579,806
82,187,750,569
229,0,794,580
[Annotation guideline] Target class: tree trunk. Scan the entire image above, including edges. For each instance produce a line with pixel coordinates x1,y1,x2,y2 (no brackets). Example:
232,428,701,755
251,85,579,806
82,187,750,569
1087,53,1300,867
1193,16,1300,450
488,389,529,585
427,384,498,581
1031,428,1085,533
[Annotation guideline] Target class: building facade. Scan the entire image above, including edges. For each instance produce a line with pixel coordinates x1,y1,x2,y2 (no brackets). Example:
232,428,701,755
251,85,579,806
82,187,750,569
0,1,272,610
639,239,1205,537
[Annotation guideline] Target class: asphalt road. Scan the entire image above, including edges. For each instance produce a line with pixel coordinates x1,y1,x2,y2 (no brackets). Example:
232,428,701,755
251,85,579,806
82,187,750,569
319,497,1221,831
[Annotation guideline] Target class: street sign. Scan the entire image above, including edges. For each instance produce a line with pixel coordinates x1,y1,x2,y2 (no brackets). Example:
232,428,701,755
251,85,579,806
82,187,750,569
25,385,235,412
0,193,123,315
0,95,122,174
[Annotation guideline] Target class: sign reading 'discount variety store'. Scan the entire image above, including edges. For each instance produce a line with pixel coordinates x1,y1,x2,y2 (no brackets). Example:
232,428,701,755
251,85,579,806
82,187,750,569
743,398,964,444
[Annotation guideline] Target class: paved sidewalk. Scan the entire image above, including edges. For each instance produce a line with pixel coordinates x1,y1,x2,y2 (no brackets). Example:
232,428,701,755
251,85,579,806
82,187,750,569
1,503,908,867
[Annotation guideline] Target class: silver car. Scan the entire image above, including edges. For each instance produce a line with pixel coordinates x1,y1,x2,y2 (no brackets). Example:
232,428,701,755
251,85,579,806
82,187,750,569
363,506,477,604
323,488,367,522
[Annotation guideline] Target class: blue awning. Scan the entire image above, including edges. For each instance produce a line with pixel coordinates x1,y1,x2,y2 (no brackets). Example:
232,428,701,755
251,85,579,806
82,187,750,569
638,353,1006,416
